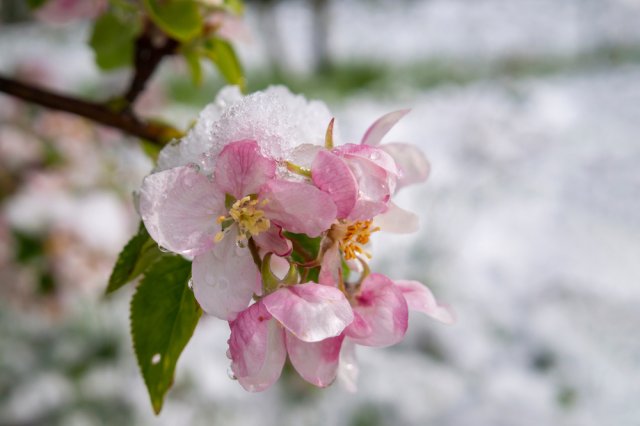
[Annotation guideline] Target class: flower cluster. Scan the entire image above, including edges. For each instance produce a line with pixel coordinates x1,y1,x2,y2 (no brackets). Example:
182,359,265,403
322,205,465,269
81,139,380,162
139,86,453,392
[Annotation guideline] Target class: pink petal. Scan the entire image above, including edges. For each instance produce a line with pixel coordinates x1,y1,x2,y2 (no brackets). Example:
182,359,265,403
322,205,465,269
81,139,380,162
191,228,260,320
213,140,276,199
380,142,430,190
318,243,341,287
260,180,337,237
262,283,354,342
139,165,223,257
334,144,398,175
395,280,455,325
374,202,419,234
337,338,359,392
312,150,358,219
229,303,287,392
253,225,292,257
361,109,410,146
346,273,409,347
332,145,398,221
285,332,344,387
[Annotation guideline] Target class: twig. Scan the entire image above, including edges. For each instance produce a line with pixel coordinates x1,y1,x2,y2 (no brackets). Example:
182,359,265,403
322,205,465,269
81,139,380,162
124,30,179,105
0,75,181,145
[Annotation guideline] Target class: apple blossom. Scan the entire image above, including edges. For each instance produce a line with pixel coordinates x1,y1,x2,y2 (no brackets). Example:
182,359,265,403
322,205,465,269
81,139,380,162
135,85,451,393
228,283,353,391
139,139,336,320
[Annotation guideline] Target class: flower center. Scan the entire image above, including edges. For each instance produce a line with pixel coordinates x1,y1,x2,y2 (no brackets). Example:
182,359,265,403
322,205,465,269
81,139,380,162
215,196,270,245
338,220,380,260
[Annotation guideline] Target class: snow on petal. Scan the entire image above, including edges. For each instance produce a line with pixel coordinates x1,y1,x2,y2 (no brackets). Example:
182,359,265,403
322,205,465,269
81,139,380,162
260,180,337,237
395,280,456,325
346,273,409,347
285,332,344,387
139,164,223,257
312,150,358,219
262,283,354,342
229,303,287,392
380,142,430,190
374,202,419,234
211,86,333,161
157,86,243,172
191,228,260,320
214,140,277,199
361,109,410,146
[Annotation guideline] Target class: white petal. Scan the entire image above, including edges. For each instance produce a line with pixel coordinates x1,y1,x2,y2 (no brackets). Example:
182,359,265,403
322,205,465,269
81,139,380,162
139,165,223,257
374,202,419,234
337,338,359,392
191,228,260,320
381,142,430,190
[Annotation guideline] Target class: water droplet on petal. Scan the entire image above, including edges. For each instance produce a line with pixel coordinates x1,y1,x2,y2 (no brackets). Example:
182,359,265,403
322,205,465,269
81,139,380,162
187,278,194,290
227,366,237,380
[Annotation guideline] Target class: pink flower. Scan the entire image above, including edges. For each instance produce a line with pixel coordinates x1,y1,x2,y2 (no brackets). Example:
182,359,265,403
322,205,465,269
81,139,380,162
312,143,398,222
228,283,354,391
139,140,337,320
338,274,454,390
361,110,431,191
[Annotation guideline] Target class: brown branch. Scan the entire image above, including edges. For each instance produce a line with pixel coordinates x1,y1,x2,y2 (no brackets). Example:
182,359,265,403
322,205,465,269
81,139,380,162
0,75,181,145
124,31,179,105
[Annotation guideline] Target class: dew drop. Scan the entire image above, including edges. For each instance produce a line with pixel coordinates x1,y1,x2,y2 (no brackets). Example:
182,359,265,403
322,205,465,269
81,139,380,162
158,246,171,253
227,366,237,380
187,278,194,290
370,151,380,161
151,353,161,365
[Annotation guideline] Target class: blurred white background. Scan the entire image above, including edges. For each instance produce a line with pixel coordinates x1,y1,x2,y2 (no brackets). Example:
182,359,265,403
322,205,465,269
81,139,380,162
1,1,639,425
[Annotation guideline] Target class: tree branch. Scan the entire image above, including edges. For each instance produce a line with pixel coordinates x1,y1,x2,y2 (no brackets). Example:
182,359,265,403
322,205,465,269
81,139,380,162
0,75,181,145
124,31,179,105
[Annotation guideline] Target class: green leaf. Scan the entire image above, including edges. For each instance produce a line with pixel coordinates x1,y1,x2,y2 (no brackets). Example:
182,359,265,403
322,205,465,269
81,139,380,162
131,256,201,414
181,48,203,86
203,38,245,90
106,223,165,294
284,231,322,264
223,0,244,15
143,0,203,42
89,11,141,70
27,0,49,9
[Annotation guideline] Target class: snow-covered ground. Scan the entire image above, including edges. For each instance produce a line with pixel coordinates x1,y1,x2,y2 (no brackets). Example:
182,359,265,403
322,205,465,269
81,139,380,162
1,1,640,425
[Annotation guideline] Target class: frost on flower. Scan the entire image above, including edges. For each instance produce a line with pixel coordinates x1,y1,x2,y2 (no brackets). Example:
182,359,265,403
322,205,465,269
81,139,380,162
138,86,452,392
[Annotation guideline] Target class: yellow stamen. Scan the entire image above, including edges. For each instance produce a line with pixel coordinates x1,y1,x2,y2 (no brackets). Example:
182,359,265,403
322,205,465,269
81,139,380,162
215,195,270,244
338,220,380,260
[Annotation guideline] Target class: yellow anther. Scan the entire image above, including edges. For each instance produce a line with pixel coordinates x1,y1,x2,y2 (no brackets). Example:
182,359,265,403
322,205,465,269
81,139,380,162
339,220,379,260
214,195,270,244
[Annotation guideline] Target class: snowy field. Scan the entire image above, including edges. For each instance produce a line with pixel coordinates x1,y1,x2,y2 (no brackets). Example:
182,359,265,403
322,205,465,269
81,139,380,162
1,1,640,425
